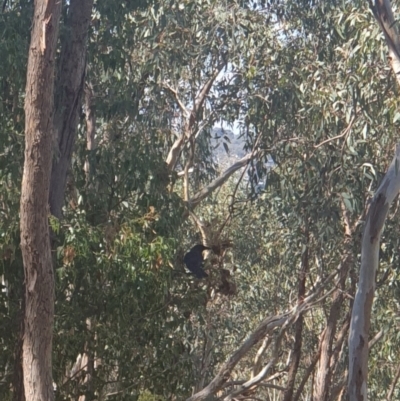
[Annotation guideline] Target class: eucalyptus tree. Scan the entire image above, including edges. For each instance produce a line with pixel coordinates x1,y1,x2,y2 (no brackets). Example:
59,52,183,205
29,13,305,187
185,0,400,399
1,0,97,399
349,1,400,400
3,0,400,400
20,3,62,401
51,1,278,399
32,0,400,399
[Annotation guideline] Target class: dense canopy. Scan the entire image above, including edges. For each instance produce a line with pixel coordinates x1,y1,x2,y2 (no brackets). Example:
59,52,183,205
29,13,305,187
2,0,400,400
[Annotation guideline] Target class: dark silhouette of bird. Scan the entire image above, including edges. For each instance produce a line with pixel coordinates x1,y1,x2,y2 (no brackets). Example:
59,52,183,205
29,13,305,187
184,244,211,279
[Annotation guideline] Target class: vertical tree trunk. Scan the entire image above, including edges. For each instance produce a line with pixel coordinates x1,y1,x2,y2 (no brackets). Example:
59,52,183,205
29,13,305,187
315,235,353,400
12,293,25,401
282,231,309,401
49,0,94,219
20,1,62,400
83,81,96,185
348,145,400,401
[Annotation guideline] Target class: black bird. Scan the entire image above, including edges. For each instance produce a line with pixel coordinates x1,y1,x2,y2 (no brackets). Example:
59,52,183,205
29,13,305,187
184,244,211,279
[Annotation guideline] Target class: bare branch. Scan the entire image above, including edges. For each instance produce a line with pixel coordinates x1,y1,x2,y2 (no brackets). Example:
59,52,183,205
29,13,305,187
369,329,384,349
184,137,195,202
330,314,351,375
283,238,309,401
185,314,289,401
166,135,185,170
189,151,261,208
162,82,190,118
293,349,320,401
315,232,353,400
194,62,225,113
223,330,284,401
186,267,339,401
252,336,272,378
188,211,211,247
164,63,226,171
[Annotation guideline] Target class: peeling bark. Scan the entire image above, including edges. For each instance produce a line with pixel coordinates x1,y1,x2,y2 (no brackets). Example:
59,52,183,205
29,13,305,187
20,1,62,400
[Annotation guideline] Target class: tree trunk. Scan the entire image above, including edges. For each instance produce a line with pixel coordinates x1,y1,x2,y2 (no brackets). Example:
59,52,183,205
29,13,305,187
12,291,25,401
49,0,94,219
20,1,62,400
315,235,353,400
348,144,400,401
282,233,309,401
83,81,96,185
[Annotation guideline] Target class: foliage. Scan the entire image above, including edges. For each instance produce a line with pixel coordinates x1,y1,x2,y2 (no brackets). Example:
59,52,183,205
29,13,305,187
2,0,400,399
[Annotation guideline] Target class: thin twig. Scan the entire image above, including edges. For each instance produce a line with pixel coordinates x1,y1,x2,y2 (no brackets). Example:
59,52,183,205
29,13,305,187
314,116,355,149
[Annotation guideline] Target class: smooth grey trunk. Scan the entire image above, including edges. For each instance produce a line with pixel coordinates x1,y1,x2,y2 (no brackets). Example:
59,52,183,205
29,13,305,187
348,144,400,400
347,2,400,399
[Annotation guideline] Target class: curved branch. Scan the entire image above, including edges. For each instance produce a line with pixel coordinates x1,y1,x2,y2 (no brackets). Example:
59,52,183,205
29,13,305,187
186,269,338,401
185,314,289,401
223,331,283,401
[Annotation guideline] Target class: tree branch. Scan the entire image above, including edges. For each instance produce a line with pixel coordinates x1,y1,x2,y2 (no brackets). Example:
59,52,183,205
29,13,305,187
165,62,226,171
189,150,261,208
314,116,355,149
185,314,289,401
387,359,400,400
166,135,185,170
186,267,338,401
223,330,284,401
162,82,191,118
194,62,225,112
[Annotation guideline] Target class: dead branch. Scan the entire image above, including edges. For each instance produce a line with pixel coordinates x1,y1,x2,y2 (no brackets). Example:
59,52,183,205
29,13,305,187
223,323,289,401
